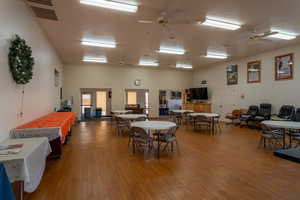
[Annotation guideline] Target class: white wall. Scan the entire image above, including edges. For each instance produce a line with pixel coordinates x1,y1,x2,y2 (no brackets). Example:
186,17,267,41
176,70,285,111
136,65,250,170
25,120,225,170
0,0,63,142
193,45,300,119
63,64,193,118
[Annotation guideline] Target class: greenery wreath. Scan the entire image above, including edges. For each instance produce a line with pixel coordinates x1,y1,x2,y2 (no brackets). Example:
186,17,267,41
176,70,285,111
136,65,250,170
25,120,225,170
8,35,34,85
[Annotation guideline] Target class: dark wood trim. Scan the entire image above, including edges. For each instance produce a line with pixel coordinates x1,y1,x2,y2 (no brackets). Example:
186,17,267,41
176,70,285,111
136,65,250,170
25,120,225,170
275,53,294,81
247,60,261,83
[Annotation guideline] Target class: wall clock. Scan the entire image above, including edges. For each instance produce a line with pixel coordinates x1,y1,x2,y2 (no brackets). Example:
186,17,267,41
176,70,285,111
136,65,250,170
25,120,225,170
134,79,141,86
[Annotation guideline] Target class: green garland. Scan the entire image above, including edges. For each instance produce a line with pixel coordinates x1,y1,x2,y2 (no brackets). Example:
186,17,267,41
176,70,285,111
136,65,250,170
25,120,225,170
8,35,34,84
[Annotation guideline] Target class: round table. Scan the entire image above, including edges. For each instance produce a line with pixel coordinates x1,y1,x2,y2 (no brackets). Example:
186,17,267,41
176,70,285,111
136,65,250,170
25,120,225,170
112,110,132,114
130,121,177,158
189,113,220,134
262,120,300,148
116,114,147,120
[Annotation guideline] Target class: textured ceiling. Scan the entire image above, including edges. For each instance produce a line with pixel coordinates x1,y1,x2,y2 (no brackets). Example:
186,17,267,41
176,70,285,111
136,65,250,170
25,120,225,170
28,0,300,69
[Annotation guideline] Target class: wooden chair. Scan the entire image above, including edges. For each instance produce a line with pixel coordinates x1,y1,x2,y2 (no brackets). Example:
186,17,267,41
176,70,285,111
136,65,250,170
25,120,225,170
225,109,241,125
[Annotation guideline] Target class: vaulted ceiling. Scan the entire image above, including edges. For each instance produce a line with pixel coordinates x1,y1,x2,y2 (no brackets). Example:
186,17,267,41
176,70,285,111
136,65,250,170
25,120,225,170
27,0,300,69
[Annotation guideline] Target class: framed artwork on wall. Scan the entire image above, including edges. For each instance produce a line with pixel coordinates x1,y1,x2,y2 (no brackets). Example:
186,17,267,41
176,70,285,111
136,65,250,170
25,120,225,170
247,61,261,83
227,65,238,85
275,53,294,81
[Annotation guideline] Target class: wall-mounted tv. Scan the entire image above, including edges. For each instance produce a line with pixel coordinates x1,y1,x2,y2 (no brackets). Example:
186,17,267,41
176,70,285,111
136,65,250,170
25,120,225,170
191,88,208,100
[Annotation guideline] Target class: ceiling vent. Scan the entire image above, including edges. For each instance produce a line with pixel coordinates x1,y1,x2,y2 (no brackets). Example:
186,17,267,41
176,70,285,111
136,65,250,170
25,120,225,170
27,0,53,6
31,6,58,21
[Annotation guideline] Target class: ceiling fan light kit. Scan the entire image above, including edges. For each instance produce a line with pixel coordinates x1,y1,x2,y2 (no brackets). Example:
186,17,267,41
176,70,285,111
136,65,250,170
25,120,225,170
80,0,138,13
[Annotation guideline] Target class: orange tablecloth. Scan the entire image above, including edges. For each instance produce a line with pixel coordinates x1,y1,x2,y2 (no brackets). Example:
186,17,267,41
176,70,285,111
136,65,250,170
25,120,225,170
17,112,76,143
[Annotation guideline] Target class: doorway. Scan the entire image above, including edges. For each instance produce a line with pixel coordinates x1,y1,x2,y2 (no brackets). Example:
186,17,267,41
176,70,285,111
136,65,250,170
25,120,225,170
80,88,112,119
125,89,149,114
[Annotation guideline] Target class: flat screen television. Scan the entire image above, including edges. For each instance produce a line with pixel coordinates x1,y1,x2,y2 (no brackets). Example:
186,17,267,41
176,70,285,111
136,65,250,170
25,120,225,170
191,88,208,100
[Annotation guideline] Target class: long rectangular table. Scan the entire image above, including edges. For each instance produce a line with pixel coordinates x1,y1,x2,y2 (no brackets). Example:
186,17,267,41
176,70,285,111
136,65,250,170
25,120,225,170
11,112,76,158
0,137,51,200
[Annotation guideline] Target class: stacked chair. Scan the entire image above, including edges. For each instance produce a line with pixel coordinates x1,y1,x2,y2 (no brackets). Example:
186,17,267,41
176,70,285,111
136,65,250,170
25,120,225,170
225,109,242,125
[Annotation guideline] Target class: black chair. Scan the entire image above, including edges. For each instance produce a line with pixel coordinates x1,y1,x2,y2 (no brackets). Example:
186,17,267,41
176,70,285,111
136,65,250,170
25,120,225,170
272,105,295,121
293,108,300,122
254,103,272,122
240,105,259,126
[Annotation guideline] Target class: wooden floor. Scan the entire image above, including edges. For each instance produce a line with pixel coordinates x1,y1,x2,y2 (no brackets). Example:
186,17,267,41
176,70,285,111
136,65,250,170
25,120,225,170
25,120,300,200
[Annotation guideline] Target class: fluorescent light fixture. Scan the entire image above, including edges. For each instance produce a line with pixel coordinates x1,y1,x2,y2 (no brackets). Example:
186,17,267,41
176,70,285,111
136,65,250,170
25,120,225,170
158,47,185,55
201,17,241,30
268,29,298,40
80,0,138,13
176,63,193,69
205,52,228,59
139,59,159,66
82,56,107,63
81,38,116,48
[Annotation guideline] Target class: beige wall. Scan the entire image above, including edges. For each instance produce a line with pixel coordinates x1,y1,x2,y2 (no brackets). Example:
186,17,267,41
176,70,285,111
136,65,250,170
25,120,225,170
0,0,63,141
193,45,300,119
63,64,193,118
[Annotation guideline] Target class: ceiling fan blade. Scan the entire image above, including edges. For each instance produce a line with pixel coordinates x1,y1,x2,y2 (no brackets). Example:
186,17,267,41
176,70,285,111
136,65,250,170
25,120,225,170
138,20,156,24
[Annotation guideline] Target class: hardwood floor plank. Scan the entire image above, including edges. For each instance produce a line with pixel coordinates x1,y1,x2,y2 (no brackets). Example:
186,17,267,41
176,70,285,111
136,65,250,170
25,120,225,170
25,121,300,200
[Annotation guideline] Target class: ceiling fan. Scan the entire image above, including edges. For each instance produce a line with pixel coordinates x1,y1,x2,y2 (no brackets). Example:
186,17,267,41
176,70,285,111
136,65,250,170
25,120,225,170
138,11,201,27
248,31,278,40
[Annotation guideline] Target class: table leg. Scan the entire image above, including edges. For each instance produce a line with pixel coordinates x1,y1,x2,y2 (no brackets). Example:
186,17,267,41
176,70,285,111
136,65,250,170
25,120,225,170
283,129,286,149
212,117,215,135
157,131,160,159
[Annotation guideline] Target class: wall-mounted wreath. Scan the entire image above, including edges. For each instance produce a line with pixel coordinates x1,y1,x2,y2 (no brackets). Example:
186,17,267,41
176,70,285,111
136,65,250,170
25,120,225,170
8,35,34,84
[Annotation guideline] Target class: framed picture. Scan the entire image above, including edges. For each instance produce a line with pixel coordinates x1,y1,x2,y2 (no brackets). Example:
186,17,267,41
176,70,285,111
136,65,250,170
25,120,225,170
275,53,294,81
247,61,261,83
227,65,238,85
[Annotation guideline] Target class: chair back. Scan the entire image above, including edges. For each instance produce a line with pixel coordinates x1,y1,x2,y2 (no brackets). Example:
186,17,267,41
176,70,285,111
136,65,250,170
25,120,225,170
195,115,210,122
278,105,295,120
232,109,241,116
258,104,272,118
247,105,259,116
135,117,147,121
129,127,149,139
294,108,300,122
165,126,179,138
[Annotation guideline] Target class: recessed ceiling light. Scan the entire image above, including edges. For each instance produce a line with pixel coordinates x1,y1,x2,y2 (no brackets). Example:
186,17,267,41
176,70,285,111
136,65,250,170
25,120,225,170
268,29,298,40
80,0,138,13
139,59,159,67
201,17,241,30
82,56,107,63
158,47,185,55
205,52,228,59
176,63,193,69
81,38,116,48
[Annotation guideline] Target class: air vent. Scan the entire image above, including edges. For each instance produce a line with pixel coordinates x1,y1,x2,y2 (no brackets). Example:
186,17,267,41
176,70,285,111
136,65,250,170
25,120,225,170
31,6,58,20
27,0,53,6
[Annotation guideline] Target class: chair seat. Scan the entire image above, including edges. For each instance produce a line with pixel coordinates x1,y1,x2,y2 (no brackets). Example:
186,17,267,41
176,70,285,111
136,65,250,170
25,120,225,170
254,116,265,121
159,136,176,143
262,134,283,139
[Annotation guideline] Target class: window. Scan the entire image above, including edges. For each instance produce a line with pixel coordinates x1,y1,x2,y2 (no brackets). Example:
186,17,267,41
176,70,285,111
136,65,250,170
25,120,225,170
96,91,107,115
82,94,91,106
127,91,137,105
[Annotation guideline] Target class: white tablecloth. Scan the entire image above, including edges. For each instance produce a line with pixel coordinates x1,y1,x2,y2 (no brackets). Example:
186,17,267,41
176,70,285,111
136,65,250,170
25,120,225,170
171,110,193,114
262,120,300,129
131,121,176,131
0,137,51,193
189,113,219,118
10,127,62,142
116,114,147,120
112,110,132,114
